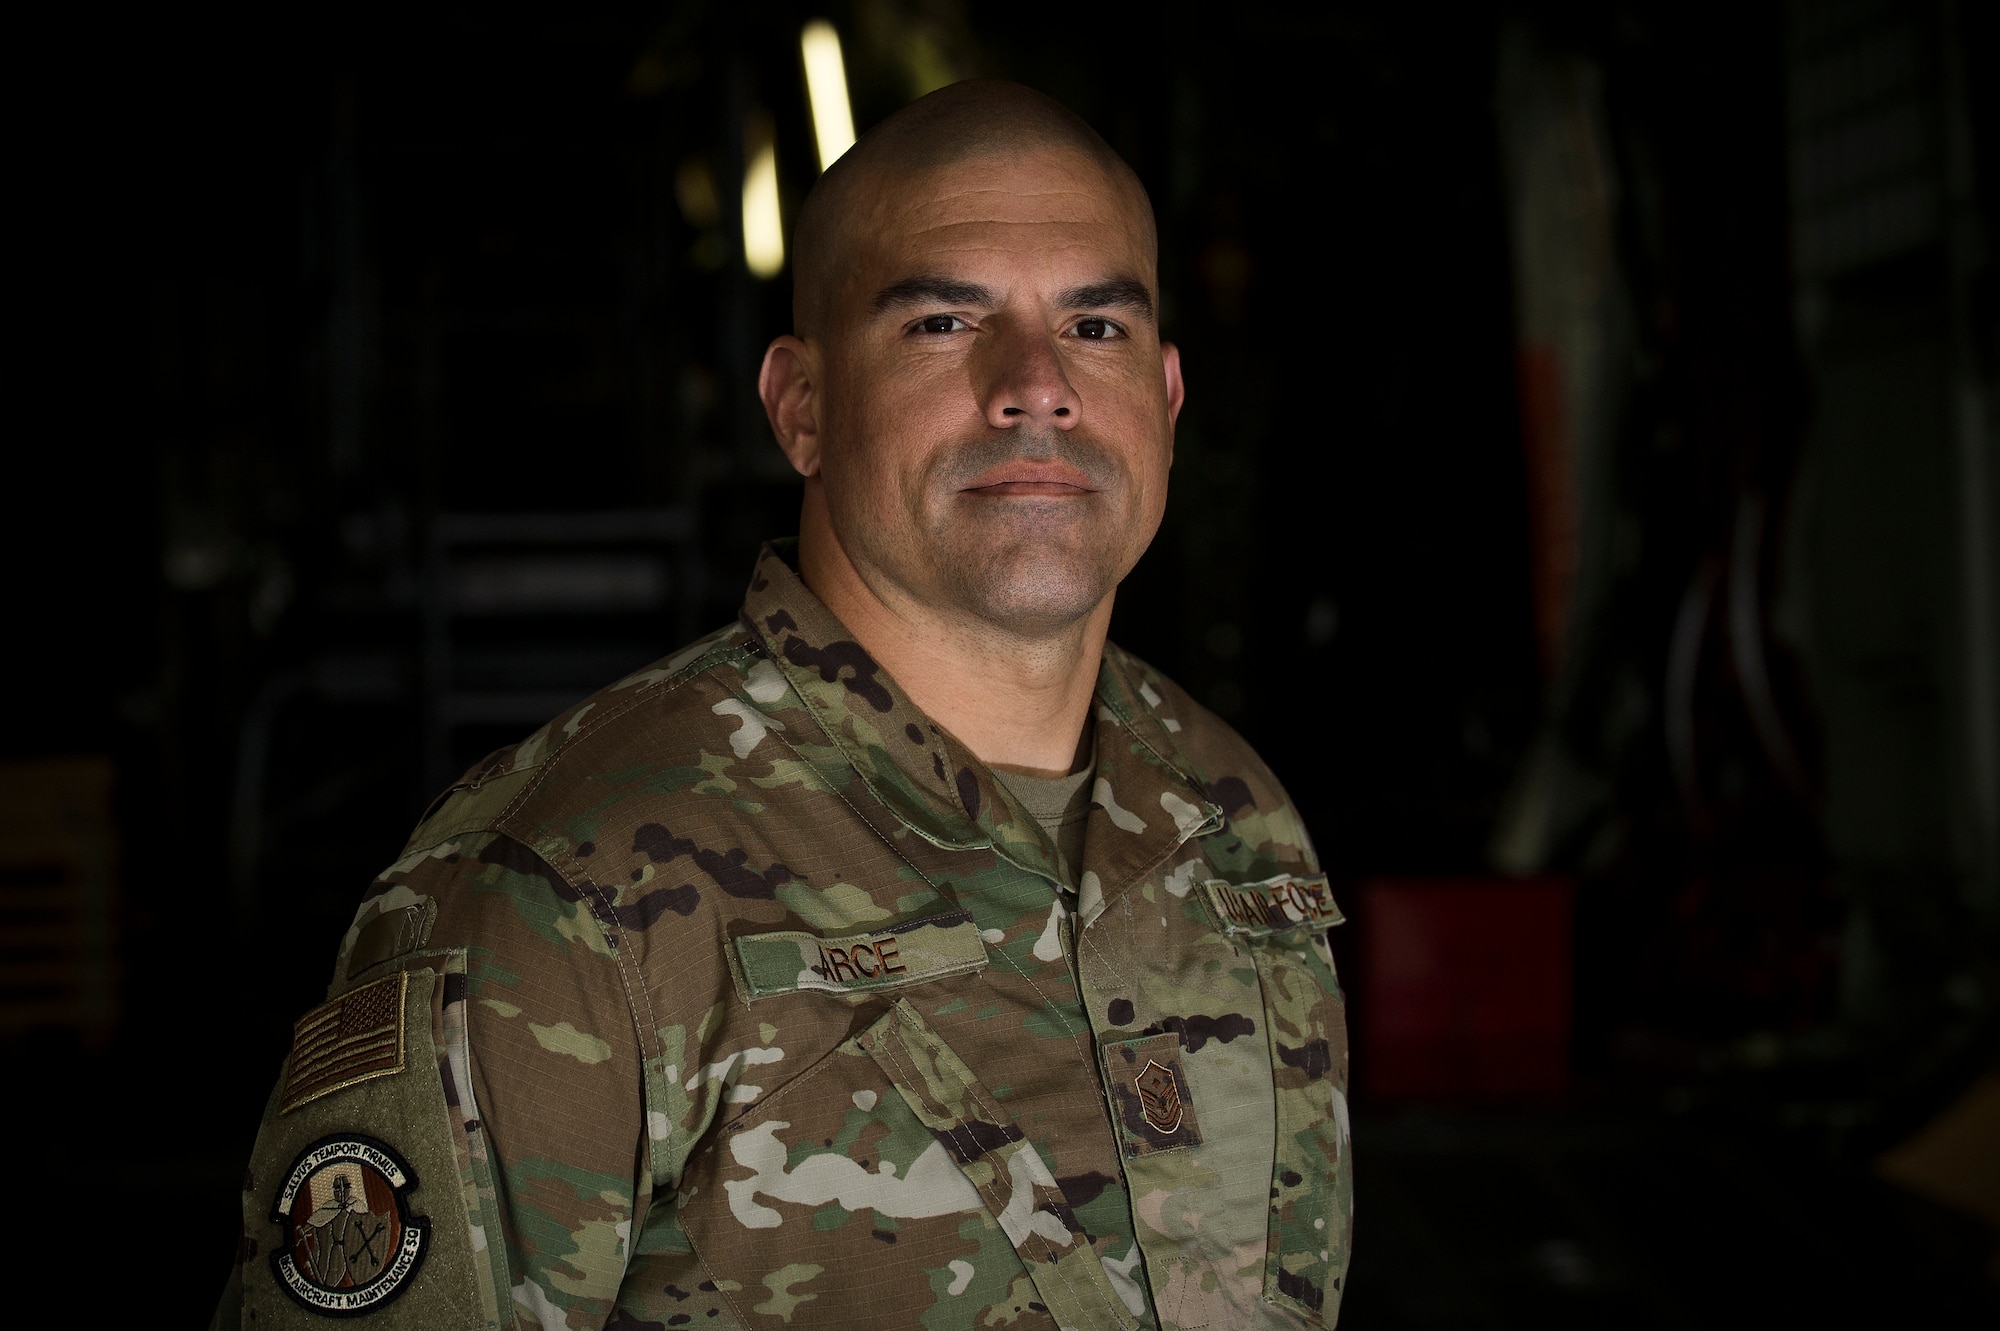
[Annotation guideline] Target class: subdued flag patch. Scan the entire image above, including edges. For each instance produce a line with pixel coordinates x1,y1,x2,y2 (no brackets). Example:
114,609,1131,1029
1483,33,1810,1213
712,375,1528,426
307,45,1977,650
280,972,408,1114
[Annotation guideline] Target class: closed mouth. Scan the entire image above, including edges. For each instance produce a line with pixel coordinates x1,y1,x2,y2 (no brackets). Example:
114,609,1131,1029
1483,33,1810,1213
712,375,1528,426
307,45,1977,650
959,464,1098,495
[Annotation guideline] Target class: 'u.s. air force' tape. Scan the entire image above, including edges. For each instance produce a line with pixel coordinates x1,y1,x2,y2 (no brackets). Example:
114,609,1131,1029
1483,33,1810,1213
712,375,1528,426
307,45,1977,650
733,907,988,1000
1199,873,1344,939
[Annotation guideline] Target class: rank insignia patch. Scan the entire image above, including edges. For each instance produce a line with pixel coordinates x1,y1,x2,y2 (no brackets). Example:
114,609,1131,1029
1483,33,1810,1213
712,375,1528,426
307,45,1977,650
1101,1032,1204,1157
1135,1060,1184,1134
270,1135,430,1316
280,973,407,1114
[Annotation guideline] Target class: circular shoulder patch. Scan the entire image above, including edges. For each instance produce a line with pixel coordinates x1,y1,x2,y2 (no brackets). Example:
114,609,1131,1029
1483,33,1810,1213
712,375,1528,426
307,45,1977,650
269,1135,431,1316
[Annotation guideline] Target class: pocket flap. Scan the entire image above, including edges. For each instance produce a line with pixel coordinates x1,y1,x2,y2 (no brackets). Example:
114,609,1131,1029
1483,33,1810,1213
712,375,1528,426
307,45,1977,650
732,907,987,1001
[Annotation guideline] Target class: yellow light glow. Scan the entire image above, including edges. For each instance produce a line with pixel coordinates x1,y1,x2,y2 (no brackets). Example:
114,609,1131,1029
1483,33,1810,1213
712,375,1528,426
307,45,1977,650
742,132,784,278
800,20,856,171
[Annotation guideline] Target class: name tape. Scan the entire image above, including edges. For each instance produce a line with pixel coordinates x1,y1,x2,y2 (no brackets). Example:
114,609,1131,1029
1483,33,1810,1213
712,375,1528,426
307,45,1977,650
734,907,988,1001
1200,874,1343,938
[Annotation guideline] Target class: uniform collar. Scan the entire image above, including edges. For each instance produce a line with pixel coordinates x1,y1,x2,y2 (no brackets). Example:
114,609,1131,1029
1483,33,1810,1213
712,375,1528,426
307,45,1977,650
740,541,1220,901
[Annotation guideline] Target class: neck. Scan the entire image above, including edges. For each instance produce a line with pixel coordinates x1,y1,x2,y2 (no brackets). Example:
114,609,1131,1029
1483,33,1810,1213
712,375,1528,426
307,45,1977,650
796,494,1108,777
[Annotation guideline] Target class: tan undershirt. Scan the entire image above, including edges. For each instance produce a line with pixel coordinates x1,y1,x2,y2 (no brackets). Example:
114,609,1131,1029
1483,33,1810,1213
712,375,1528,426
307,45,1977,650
991,761,1095,891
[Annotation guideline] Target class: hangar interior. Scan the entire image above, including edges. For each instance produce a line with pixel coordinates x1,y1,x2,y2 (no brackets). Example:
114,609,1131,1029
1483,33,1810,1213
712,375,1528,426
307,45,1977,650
5,1,1996,1325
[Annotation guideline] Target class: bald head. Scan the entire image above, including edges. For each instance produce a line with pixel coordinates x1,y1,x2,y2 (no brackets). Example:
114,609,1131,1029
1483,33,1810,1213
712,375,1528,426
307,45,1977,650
792,80,1155,339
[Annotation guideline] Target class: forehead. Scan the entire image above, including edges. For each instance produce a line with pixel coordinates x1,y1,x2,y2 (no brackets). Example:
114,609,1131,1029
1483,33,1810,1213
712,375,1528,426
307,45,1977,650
844,147,1152,293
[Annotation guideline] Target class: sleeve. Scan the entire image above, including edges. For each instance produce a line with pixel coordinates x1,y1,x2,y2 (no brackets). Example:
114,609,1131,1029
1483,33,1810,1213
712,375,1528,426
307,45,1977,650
213,828,648,1331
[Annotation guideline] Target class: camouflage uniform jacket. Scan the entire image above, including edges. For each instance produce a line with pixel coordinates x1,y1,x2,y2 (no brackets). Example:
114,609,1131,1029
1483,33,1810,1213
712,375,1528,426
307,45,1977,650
216,541,1353,1331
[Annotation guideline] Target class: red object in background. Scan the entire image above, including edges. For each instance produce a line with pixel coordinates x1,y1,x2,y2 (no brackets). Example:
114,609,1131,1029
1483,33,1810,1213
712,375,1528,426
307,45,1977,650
1357,878,1574,1100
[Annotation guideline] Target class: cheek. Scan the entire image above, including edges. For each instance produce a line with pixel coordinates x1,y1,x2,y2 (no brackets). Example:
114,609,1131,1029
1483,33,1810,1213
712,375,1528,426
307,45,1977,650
824,359,976,493
1087,376,1175,479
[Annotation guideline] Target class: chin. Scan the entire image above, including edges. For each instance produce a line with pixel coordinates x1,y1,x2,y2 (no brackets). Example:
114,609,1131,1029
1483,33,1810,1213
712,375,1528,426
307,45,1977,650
939,542,1122,637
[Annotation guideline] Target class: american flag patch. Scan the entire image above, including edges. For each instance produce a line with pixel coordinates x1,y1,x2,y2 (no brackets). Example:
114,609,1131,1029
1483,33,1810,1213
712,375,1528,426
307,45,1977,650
279,972,408,1114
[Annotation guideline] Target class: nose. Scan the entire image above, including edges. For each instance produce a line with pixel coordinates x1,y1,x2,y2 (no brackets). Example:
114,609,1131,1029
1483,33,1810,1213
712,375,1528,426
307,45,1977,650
978,323,1079,430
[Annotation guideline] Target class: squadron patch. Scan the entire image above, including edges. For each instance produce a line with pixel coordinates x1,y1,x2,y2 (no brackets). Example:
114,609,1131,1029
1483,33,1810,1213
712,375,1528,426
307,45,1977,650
270,1135,430,1315
1101,1032,1203,1157
280,972,408,1113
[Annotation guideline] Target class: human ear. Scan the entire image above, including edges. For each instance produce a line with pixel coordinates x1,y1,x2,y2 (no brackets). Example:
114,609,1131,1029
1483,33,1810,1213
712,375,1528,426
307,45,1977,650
1161,341,1185,430
759,336,822,477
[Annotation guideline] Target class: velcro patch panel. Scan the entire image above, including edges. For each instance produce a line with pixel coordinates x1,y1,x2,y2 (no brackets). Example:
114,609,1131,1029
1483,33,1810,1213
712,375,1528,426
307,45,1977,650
1101,1031,1204,1157
733,908,987,1001
1200,873,1344,938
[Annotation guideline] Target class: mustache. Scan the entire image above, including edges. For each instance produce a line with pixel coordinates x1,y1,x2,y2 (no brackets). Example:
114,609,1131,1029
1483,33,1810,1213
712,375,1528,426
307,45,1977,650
932,427,1121,492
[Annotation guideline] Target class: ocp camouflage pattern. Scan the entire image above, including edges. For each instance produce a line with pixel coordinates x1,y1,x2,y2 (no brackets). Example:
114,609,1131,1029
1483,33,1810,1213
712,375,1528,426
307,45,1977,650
214,540,1352,1329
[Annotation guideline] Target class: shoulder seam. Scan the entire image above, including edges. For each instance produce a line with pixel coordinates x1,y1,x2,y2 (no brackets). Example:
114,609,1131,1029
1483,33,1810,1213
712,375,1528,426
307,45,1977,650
491,829,663,1080
479,640,762,1064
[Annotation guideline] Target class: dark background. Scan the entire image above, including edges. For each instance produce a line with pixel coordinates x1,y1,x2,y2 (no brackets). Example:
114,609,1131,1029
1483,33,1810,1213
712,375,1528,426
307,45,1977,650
7,1,1997,1326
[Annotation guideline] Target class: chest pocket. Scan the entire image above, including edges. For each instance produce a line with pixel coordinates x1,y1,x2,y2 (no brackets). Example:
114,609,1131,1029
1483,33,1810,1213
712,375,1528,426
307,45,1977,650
1200,875,1353,1328
675,996,1137,1331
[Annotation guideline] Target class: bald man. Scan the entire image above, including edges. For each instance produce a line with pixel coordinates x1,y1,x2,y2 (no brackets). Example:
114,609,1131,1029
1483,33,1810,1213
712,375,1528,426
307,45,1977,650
214,81,1351,1331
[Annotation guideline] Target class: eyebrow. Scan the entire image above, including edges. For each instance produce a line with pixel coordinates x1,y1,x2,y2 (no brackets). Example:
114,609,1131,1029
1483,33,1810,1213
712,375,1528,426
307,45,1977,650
869,274,1157,324
1056,277,1155,324
871,276,994,314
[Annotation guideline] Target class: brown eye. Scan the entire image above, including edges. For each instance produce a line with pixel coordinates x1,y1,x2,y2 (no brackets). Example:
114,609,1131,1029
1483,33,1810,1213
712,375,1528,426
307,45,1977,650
915,315,963,334
1074,318,1118,340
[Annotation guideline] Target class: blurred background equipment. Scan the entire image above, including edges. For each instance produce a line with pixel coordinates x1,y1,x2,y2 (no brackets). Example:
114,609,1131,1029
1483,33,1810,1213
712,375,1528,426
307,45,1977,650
420,507,702,787
0,759,118,1043
7,0,1996,1325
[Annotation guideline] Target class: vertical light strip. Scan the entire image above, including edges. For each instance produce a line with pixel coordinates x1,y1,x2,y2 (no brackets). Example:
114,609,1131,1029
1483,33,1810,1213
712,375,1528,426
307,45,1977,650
800,20,856,171
742,118,784,278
